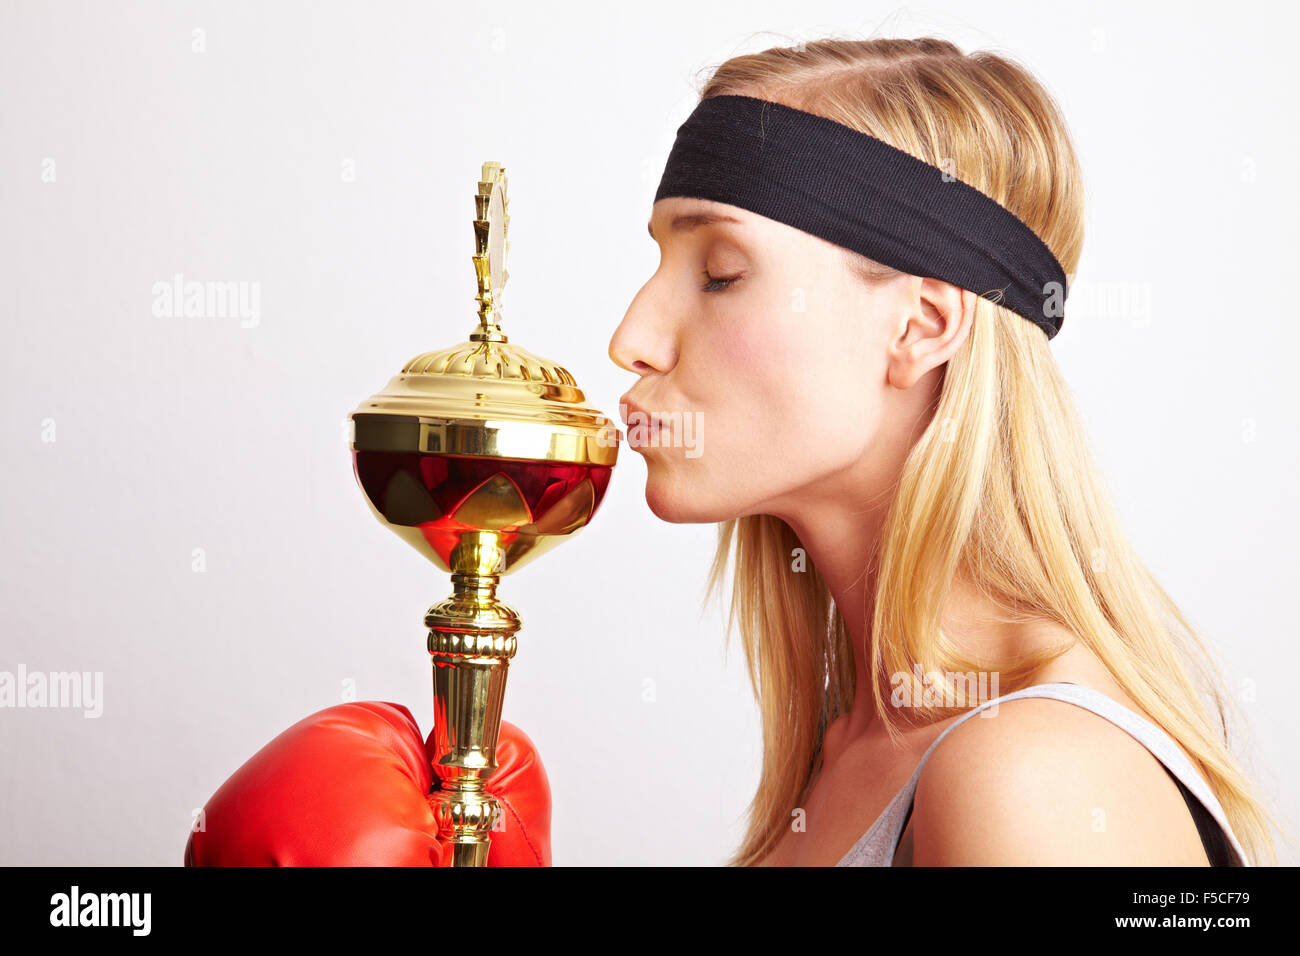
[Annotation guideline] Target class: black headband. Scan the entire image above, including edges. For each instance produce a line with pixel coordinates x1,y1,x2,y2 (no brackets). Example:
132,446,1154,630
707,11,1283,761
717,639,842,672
654,94,1069,339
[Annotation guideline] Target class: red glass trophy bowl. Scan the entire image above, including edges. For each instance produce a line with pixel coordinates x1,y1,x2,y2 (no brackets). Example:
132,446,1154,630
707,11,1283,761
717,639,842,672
348,162,620,866
352,450,613,572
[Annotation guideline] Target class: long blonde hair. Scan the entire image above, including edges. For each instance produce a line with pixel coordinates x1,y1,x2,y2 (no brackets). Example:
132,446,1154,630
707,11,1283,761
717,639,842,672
696,36,1286,866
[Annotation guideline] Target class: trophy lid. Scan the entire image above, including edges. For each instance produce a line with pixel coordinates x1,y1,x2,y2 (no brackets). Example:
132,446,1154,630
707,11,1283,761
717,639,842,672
350,162,620,467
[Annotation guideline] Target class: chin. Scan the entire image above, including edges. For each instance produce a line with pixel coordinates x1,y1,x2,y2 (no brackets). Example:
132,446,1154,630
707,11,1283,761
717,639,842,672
642,466,733,524
642,466,692,523
643,480,686,523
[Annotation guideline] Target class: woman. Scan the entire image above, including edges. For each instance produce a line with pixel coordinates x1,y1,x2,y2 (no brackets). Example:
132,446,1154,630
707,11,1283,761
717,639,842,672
609,36,1281,866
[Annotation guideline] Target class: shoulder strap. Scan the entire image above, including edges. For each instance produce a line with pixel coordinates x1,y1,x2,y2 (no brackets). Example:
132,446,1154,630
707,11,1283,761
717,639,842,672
885,681,1249,866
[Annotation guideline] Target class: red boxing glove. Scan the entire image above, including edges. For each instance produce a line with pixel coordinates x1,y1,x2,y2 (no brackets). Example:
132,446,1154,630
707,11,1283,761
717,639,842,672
185,701,550,866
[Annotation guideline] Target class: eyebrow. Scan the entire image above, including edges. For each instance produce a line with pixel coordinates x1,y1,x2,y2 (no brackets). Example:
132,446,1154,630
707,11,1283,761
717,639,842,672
646,212,743,242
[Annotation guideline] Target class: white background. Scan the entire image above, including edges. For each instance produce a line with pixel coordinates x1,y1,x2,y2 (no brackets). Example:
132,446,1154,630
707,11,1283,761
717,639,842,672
1,0,1296,865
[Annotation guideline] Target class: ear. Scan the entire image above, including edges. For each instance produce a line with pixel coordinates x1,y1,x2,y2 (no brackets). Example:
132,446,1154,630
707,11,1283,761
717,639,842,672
886,278,976,390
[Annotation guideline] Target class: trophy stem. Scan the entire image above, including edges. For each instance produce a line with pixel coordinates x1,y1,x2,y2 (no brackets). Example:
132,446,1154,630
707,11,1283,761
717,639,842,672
425,563,521,867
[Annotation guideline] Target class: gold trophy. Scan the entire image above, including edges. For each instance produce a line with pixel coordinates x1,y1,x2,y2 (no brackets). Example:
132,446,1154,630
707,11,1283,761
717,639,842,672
348,161,620,866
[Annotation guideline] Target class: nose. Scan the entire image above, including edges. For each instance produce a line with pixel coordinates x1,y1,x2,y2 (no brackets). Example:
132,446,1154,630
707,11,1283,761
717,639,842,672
608,282,674,376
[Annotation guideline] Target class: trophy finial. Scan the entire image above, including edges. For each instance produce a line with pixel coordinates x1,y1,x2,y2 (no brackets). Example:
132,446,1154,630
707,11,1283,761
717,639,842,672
471,161,509,343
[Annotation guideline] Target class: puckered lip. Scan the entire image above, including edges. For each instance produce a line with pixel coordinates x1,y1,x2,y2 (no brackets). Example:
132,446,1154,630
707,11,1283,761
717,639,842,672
618,395,662,428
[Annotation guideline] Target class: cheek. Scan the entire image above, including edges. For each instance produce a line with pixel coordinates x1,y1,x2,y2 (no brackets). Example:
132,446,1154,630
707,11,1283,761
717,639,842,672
698,307,785,377
693,320,872,472
743,308,882,459
694,308,801,434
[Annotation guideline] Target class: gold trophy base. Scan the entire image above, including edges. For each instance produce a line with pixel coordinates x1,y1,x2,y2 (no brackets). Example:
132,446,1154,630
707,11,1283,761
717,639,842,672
425,555,520,866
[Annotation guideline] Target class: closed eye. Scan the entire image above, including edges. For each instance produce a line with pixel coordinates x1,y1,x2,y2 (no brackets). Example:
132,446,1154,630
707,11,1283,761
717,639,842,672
701,271,741,293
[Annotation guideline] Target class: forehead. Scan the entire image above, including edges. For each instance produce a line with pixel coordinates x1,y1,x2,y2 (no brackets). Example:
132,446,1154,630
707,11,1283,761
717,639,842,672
647,198,752,241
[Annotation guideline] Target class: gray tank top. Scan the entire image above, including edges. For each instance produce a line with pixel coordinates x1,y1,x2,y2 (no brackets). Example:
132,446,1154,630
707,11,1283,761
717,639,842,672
835,681,1248,866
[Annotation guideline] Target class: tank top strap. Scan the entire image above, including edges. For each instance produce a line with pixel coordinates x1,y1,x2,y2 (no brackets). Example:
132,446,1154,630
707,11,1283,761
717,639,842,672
835,681,1249,866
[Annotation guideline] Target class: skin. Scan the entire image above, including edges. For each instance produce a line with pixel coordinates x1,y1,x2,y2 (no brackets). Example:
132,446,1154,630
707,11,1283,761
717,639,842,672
607,196,1214,865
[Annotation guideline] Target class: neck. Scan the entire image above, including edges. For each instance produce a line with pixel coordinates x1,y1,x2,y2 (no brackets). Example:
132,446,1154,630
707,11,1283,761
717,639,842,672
782,500,885,741
780,494,1058,747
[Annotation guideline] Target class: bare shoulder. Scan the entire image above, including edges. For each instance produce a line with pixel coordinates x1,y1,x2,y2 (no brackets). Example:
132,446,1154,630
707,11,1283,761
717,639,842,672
909,696,1210,865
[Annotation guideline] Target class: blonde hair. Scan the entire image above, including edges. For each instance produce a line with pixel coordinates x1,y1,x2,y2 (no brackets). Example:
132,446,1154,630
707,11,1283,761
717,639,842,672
695,36,1287,866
